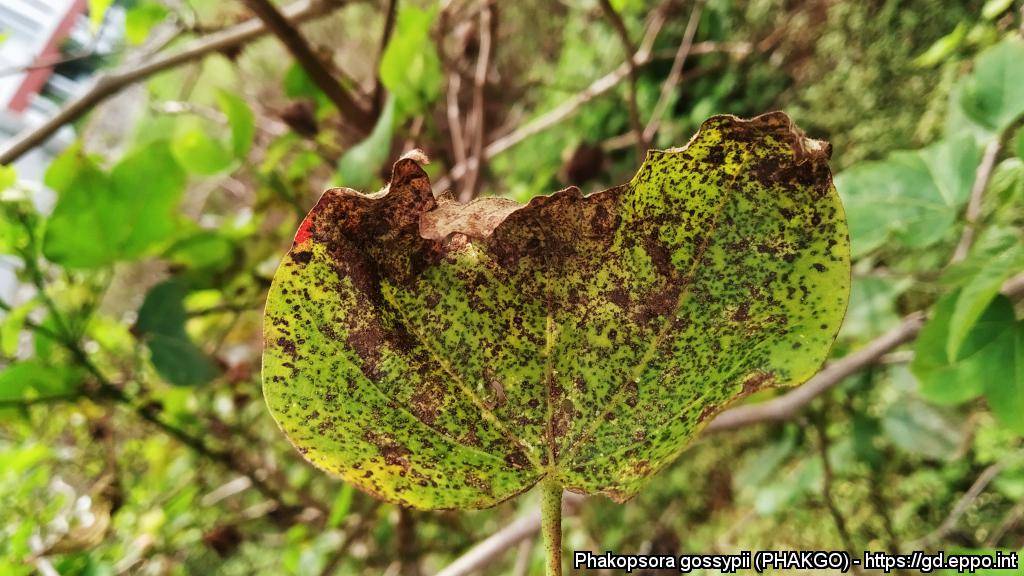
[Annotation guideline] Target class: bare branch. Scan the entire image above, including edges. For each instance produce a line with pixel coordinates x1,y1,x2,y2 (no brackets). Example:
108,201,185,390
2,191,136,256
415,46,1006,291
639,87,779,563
240,0,373,132
643,0,703,144
950,138,1002,264
705,312,926,432
432,2,670,194
913,460,1010,548
707,270,1024,432
812,411,860,571
0,0,345,165
459,3,494,202
446,74,469,172
372,0,400,114
436,493,584,576
598,0,646,158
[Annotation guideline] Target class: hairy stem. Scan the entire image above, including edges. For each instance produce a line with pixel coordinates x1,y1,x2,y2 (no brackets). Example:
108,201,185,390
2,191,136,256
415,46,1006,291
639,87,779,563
540,480,563,576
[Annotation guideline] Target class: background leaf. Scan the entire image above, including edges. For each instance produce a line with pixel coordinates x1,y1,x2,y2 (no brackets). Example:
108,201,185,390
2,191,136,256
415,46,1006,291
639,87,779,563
170,119,234,176
836,136,979,257
959,37,1024,133
136,280,218,386
216,90,256,159
378,6,442,118
334,96,395,190
43,142,185,268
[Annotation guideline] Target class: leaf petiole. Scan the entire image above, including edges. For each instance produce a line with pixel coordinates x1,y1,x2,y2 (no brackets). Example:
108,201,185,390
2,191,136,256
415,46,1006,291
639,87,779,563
540,479,563,576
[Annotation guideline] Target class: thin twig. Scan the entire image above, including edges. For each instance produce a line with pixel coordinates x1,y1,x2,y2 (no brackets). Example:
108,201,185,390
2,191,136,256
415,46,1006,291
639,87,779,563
0,0,345,165
432,1,670,194
913,460,1009,548
642,0,702,144
598,0,646,159
0,49,118,79
446,73,469,171
458,2,494,202
372,0,399,114
812,411,860,571
705,312,927,432
949,138,1002,264
240,0,373,132
436,493,584,576
512,536,535,576
987,498,1024,546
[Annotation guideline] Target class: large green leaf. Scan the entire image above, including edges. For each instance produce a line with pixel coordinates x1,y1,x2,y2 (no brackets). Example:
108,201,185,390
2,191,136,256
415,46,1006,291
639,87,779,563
982,319,1024,435
959,37,1024,134
43,143,186,268
835,136,980,258
947,243,1024,359
913,292,1012,405
262,113,850,509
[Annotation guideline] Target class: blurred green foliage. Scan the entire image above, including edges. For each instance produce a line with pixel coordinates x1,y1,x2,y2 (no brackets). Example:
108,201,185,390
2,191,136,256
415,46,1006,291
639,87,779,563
0,0,1023,574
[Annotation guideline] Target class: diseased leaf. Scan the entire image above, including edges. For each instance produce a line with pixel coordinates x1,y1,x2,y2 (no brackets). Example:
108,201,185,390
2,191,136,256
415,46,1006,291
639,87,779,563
262,113,850,509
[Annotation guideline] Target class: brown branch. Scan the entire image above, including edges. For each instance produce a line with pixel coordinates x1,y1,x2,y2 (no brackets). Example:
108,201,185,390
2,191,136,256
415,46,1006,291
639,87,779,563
812,411,860,572
949,138,1002,264
708,270,1024,432
458,3,494,202
0,0,345,165
432,1,670,194
705,312,926,432
598,0,646,159
436,493,584,576
446,73,469,173
372,0,399,114
240,0,373,132
913,460,1009,549
643,0,702,144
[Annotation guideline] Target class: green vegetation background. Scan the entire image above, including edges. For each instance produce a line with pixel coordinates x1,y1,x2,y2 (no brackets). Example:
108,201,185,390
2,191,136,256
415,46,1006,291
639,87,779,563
2,0,1023,574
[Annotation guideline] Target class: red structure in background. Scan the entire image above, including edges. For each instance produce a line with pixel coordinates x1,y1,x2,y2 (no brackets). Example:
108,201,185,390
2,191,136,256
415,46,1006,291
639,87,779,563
6,0,87,114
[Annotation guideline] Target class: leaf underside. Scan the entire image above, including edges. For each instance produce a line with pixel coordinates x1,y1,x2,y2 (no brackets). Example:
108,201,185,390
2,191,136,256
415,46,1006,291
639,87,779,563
262,112,851,510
